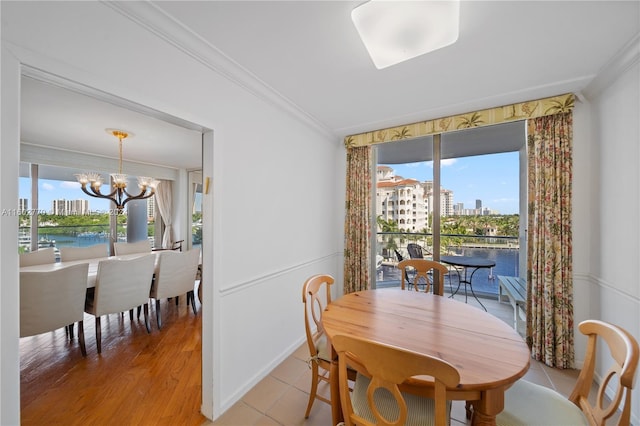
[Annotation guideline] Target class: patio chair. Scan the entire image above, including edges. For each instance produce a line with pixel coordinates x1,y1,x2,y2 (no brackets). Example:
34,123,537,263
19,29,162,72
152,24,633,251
397,258,449,295
332,333,459,426
407,243,425,259
497,319,639,426
395,249,412,286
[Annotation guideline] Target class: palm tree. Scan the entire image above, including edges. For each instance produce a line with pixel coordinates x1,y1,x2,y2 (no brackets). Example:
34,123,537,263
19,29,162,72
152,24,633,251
376,216,400,258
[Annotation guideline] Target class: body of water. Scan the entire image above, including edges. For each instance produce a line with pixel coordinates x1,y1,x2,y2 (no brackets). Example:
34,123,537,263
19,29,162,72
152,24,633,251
377,247,520,296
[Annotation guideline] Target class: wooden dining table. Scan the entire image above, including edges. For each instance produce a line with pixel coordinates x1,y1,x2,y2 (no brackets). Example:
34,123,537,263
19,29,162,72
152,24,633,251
321,288,530,426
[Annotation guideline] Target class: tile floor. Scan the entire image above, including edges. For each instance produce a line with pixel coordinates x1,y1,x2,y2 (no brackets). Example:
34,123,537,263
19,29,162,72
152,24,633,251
208,295,582,426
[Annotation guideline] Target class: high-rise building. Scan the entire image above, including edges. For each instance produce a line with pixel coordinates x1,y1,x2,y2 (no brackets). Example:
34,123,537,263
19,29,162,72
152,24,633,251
147,196,156,219
376,166,428,232
476,199,482,209
19,198,28,212
376,166,455,232
52,199,89,215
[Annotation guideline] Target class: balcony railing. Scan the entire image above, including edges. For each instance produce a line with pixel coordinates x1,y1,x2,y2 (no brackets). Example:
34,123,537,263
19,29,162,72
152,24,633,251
376,232,520,297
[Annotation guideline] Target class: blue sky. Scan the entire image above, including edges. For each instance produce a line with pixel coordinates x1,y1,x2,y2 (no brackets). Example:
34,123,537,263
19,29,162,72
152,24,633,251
19,178,112,213
381,151,520,214
19,178,203,213
20,152,519,215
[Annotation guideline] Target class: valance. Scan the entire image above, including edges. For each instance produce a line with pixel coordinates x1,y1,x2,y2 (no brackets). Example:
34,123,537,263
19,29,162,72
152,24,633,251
344,93,574,148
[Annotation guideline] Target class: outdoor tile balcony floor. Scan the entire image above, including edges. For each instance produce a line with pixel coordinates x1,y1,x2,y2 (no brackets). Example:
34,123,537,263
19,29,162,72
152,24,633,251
209,294,586,426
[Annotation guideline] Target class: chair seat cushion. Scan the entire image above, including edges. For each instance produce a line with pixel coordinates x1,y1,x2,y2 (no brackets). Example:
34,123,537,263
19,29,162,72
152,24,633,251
352,373,450,426
496,379,588,426
315,334,332,362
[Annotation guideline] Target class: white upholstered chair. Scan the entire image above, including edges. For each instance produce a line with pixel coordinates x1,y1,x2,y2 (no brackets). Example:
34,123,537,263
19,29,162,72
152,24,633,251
149,249,200,329
60,244,108,261
113,240,151,255
19,247,56,267
332,333,459,426
497,319,639,426
20,263,90,356
84,254,155,354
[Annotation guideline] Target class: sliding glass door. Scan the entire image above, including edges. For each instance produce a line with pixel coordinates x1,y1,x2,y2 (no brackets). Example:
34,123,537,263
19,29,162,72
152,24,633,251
373,121,526,296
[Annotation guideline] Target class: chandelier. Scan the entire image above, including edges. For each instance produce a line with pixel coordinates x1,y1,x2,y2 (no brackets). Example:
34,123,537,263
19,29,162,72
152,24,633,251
75,129,159,212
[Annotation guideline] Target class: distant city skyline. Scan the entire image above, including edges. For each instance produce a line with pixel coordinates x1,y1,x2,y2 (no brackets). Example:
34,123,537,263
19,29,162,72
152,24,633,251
19,178,111,213
381,151,520,215
18,177,203,214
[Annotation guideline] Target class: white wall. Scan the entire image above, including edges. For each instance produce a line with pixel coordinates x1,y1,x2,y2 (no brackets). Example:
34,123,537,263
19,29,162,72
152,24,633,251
0,1,344,422
0,46,22,426
577,34,640,423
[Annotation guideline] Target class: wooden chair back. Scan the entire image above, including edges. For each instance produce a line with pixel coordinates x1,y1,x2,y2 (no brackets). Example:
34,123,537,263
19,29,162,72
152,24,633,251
60,244,107,261
568,319,639,426
302,274,333,362
113,240,151,255
19,247,56,267
332,334,459,426
397,259,449,295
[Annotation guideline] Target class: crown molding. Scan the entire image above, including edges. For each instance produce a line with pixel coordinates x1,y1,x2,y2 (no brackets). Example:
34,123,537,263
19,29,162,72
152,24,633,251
102,1,337,141
583,32,640,100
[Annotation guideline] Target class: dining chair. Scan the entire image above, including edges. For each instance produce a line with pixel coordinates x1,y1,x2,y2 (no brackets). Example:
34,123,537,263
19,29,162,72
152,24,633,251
332,333,460,426
19,247,56,267
397,258,449,295
497,319,639,426
20,263,90,356
149,249,200,329
59,244,108,338
84,254,155,354
59,244,108,261
302,274,356,418
113,240,151,255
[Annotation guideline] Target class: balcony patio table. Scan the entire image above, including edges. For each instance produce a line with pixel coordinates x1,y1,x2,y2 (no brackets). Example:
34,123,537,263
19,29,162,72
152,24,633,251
322,288,530,426
440,255,496,311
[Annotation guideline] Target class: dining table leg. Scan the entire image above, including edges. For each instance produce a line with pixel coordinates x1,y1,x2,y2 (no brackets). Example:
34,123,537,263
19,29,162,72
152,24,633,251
470,388,504,426
329,358,343,425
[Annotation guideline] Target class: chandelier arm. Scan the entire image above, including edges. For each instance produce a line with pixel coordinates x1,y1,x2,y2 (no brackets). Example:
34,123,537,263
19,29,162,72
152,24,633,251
80,184,117,200
120,190,156,209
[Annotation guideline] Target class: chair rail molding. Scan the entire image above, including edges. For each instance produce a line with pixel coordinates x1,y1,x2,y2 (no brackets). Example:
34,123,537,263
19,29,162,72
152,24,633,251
220,252,339,296
102,0,337,142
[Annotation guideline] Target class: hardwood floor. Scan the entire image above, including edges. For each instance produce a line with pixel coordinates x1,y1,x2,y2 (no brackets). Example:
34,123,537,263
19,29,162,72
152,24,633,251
20,296,206,425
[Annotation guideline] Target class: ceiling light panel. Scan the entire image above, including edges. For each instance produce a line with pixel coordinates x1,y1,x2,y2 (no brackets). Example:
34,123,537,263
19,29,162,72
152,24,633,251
352,0,460,69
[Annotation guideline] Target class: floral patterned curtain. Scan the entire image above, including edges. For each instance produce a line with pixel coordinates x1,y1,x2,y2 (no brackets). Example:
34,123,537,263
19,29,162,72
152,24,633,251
526,112,574,368
343,146,372,293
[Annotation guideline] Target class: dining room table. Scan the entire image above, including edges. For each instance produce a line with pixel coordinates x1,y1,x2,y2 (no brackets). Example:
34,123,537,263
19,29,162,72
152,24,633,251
321,288,530,426
19,252,160,288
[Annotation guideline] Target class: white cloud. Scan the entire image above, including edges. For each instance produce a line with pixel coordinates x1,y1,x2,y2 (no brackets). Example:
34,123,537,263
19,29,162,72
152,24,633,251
441,158,457,166
61,181,81,189
405,161,429,168
41,183,55,191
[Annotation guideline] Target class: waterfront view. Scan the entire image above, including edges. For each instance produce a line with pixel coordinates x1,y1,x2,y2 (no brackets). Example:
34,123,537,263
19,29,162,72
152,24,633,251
376,245,519,297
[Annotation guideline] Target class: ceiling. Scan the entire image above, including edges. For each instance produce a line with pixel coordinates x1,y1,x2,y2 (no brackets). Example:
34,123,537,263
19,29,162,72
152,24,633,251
19,1,639,172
